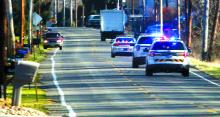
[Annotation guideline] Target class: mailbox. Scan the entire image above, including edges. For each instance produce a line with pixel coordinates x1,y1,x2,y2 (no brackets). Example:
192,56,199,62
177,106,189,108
13,61,40,85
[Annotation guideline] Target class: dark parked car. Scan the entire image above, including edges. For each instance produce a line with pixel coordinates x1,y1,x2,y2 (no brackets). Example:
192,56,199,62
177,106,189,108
86,15,100,28
43,32,64,50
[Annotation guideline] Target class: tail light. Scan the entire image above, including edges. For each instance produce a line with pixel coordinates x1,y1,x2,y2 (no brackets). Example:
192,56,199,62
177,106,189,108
183,52,189,57
149,51,155,57
113,43,119,46
135,45,140,51
177,52,189,57
57,39,62,43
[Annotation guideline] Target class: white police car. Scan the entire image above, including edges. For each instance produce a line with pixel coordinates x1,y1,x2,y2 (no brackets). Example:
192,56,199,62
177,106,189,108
145,39,190,77
132,34,165,68
111,36,136,58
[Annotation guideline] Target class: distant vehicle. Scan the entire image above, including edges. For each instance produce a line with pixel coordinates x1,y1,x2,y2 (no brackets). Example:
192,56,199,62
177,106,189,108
43,32,64,50
86,15,100,28
111,36,136,58
100,10,126,41
132,34,165,68
145,39,190,77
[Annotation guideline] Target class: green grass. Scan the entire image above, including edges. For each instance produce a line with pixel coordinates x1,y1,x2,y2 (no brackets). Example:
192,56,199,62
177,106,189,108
27,45,49,62
6,82,50,113
190,58,220,79
5,43,52,113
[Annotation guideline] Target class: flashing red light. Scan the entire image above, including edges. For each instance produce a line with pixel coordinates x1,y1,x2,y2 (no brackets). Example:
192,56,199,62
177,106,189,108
160,36,169,41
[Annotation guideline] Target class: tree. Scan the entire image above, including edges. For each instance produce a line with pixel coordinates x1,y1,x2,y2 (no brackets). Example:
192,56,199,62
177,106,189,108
207,0,220,61
6,0,16,58
185,0,192,48
201,0,209,61
0,0,7,98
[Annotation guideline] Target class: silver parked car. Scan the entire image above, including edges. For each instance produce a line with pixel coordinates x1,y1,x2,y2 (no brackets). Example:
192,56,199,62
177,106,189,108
111,36,136,58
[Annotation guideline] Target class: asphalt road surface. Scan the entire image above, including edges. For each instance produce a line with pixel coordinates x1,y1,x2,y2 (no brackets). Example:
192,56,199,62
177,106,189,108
39,27,220,117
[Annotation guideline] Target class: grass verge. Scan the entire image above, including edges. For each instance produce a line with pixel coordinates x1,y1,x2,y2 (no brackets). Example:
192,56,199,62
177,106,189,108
190,57,220,79
6,44,51,113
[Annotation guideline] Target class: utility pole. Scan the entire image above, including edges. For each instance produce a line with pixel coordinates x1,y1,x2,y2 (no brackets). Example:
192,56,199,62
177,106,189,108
38,0,41,15
6,0,16,57
57,0,60,25
28,0,33,52
20,0,25,47
70,0,73,26
177,0,181,39
201,0,209,61
160,0,163,34
55,0,57,24
132,0,134,15
82,5,85,26
154,0,158,23
63,0,66,26
75,0,78,27
117,0,120,10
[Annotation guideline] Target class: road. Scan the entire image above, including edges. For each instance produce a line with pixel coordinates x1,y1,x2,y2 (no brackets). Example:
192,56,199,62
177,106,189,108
39,27,220,117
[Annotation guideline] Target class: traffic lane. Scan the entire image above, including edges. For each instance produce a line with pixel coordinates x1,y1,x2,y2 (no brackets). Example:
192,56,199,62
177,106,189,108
48,60,220,116
55,41,220,116
111,59,220,115
41,28,220,116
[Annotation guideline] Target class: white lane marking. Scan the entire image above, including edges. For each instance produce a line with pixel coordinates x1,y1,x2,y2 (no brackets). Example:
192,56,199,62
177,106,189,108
190,71,220,87
51,48,77,117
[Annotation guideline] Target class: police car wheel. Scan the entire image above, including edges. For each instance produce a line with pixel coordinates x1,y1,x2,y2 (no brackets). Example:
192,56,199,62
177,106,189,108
43,46,47,49
182,69,189,77
111,53,115,58
145,66,153,76
59,46,62,50
132,58,139,68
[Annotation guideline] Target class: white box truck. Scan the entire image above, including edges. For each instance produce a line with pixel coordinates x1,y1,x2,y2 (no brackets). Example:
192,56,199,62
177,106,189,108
100,10,126,41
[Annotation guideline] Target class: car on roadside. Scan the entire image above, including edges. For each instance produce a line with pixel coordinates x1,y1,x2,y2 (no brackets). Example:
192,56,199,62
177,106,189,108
111,36,136,58
43,32,64,50
132,34,165,68
86,15,100,28
145,39,190,77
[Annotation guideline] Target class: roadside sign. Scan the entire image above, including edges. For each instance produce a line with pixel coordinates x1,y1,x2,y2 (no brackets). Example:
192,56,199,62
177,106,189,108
33,12,42,26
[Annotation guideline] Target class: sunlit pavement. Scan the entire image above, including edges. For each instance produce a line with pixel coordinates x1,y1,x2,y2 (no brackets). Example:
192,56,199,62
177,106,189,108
39,27,220,117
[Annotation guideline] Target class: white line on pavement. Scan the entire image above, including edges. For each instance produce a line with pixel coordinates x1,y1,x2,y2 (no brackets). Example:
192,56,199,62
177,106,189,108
51,48,77,117
190,71,220,87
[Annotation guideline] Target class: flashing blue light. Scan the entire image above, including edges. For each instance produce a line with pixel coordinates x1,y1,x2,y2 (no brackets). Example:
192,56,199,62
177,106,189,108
170,36,176,41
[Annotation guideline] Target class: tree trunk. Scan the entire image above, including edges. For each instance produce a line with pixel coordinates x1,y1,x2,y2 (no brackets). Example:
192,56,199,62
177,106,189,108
201,0,209,61
185,0,192,48
207,0,220,61
0,0,7,98
6,0,16,58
